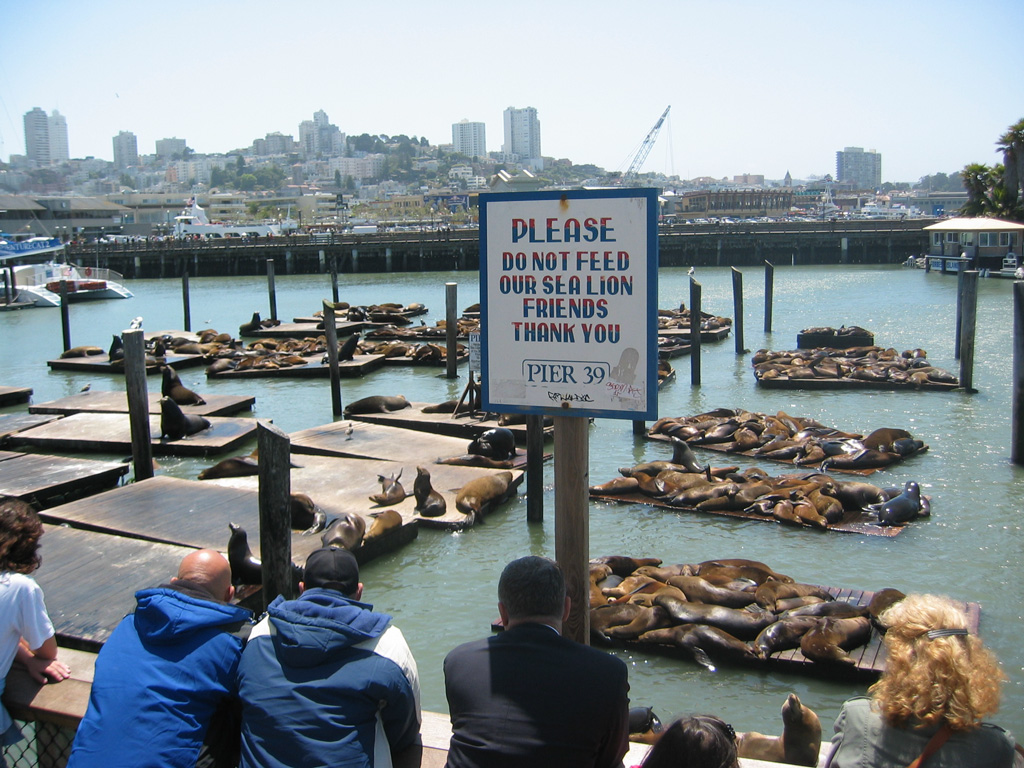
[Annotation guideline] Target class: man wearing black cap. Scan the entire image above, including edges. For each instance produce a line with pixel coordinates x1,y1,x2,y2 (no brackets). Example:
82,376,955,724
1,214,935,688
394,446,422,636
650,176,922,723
237,546,420,768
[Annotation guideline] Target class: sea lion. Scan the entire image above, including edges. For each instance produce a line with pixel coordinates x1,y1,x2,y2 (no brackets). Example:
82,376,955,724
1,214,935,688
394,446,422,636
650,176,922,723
343,394,411,417
754,582,834,611
696,564,791,586
364,509,403,542
782,601,869,620
633,564,694,581
668,436,708,473
590,555,663,577
831,480,886,509
369,469,407,506
589,564,614,608
227,522,263,585
467,427,517,461
628,706,664,745
867,588,906,631
335,333,361,362
455,471,514,517
320,512,367,551
868,481,924,525
752,615,824,658
60,345,104,358
665,575,757,609
637,623,757,671
108,334,124,362
589,476,641,495
591,604,671,641
653,593,776,639
161,366,206,406
736,693,822,767
290,492,327,535
799,616,872,665
412,466,447,517
239,311,262,335
159,397,211,440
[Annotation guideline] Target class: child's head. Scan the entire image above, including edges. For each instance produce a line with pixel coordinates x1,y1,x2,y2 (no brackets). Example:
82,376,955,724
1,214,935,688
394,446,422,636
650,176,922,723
641,714,739,768
0,496,44,574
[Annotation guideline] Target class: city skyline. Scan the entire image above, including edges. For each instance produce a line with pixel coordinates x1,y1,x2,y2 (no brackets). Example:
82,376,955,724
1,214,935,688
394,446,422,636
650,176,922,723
2,0,1022,183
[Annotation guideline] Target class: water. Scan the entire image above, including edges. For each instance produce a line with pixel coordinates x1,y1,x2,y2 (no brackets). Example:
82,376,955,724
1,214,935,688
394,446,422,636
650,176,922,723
1,264,1021,739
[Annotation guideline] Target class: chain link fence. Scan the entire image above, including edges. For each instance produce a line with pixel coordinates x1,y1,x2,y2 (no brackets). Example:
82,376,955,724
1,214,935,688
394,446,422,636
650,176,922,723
2,719,75,768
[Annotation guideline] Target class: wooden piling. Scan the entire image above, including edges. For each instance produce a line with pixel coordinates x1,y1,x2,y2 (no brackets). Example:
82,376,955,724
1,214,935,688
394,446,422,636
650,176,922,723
1012,283,1024,465
322,300,343,417
445,282,458,380
689,278,702,386
123,329,154,482
954,269,964,359
181,270,191,332
526,414,544,523
764,261,774,333
731,267,744,355
958,270,978,393
554,415,589,645
257,421,295,606
267,259,277,322
59,281,71,352
330,258,339,304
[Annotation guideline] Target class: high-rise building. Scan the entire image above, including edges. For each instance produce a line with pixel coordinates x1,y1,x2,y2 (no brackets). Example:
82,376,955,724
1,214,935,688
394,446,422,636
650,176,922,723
452,120,487,160
502,106,542,171
48,110,69,163
156,137,188,158
113,131,139,170
23,107,50,165
836,147,881,190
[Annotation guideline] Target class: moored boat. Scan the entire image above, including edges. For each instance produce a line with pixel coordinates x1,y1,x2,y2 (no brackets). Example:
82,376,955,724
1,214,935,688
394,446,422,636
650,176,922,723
1,256,133,308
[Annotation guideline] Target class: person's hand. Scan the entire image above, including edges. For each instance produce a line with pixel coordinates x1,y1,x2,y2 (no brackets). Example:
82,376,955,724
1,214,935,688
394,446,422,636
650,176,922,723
24,655,71,685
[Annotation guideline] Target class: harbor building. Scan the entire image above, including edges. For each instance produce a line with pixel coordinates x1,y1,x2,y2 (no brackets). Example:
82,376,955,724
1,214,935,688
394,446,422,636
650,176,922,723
112,131,139,170
502,106,543,171
452,120,487,160
836,147,881,190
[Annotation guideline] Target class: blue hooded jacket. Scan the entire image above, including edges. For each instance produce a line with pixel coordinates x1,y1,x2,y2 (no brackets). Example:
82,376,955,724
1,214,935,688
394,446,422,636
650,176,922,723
68,583,252,768
238,588,420,768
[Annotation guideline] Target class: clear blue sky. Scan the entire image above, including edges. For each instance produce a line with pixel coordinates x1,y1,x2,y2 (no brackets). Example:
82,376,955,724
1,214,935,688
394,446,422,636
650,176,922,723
2,0,1022,183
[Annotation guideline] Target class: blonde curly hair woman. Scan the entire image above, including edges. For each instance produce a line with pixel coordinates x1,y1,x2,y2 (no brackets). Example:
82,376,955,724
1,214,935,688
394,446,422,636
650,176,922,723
825,593,1020,767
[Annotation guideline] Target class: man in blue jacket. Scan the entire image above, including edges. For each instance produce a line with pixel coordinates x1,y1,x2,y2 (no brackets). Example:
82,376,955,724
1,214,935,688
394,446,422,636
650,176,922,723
237,545,421,768
67,549,253,768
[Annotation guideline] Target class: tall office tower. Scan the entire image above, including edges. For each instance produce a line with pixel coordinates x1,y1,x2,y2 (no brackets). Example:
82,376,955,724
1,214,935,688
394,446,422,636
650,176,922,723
156,137,188,158
48,110,70,162
452,120,487,160
298,120,316,159
836,147,882,190
24,107,50,165
502,106,543,170
113,131,139,169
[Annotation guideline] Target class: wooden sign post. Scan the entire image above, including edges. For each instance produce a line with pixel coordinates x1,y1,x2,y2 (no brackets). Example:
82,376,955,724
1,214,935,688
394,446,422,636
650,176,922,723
480,189,659,644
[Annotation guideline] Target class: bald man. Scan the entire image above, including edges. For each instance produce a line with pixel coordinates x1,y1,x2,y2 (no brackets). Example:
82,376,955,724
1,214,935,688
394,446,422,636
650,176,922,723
68,549,253,768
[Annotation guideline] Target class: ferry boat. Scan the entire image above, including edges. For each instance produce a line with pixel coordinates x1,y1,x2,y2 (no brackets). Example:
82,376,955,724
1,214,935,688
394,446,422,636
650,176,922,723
172,198,297,239
1,237,133,307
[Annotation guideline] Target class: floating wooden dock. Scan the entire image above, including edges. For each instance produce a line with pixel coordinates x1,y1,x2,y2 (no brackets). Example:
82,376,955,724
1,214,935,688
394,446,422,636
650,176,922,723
0,413,61,444
755,376,959,392
46,353,206,374
30,390,255,417
206,453,524,531
7,412,257,457
348,403,553,443
658,326,731,343
206,353,385,379
0,386,32,406
589,487,906,537
0,450,128,508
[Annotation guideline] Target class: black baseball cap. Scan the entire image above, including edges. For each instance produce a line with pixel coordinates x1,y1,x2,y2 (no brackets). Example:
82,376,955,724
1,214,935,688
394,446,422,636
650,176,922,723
303,546,359,595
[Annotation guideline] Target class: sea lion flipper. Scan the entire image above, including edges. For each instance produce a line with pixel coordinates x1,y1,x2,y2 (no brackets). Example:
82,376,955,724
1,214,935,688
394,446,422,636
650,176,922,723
689,645,716,672
301,509,328,536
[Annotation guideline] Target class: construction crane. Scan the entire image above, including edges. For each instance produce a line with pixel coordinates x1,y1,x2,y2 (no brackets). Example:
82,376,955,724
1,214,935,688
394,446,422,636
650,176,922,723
620,105,670,185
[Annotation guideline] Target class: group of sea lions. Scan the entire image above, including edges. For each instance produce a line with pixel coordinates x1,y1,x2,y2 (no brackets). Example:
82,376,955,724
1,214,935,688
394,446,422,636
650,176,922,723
752,346,959,388
590,437,929,528
589,554,906,676
649,407,927,471
657,303,733,334
363,315,479,341
313,300,427,325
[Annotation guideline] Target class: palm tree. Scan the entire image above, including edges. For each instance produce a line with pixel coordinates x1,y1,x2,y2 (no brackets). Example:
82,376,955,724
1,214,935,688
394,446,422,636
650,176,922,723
996,118,1024,209
961,162,993,216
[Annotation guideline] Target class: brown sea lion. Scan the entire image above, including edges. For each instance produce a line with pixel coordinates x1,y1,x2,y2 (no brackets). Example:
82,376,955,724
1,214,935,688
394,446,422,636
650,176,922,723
364,509,403,542
754,582,834,610
198,452,258,480
697,564,789,586
343,394,411,417
867,588,906,630
601,575,667,600
60,345,105,358
455,471,514,518
162,366,206,406
336,333,361,361
369,469,406,506
637,623,757,671
589,476,641,495
590,603,670,641
290,492,327,535
799,616,872,665
412,466,447,518
782,601,869,620
633,564,695,581
590,555,663,577
736,693,822,767
665,575,757,609
159,397,210,440
589,564,614,608
752,615,824,659
320,512,367,550
653,593,776,639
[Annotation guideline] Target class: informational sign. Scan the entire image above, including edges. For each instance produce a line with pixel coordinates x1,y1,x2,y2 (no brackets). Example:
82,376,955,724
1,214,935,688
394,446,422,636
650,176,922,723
480,189,659,420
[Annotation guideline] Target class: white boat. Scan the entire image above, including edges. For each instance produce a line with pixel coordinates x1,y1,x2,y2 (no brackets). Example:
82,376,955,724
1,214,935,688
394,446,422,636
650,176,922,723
172,198,296,239
1,257,133,308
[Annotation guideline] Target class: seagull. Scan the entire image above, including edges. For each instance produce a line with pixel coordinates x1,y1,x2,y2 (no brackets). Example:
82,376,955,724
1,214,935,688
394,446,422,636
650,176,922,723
345,422,355,440
80,382,91,392
129,316,143,329
688,266,695,277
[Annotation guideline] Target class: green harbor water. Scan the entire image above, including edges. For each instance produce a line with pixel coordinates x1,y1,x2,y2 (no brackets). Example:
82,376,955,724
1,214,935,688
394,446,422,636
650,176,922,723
1,263,1021,739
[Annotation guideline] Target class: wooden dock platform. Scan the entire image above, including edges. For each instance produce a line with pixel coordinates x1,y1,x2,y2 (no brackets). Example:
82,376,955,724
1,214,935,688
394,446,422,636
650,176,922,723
46,352,207,374
348,403,553,443
0,386,32,406
659,326,731,343
30,390,255,417
7,412,257,457
0,450,128,508
0,412,62,444
206,353,385,379
206,453,524,531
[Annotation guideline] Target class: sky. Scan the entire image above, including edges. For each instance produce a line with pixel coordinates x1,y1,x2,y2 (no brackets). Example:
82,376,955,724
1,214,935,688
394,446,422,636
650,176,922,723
2,0,1023,184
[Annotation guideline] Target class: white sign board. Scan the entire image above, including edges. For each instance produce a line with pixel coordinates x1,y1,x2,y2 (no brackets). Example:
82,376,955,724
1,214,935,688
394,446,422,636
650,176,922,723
480,189,658,420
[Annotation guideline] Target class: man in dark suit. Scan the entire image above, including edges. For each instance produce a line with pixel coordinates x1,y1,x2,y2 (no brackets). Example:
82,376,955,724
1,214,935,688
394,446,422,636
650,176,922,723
443,555,630,768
